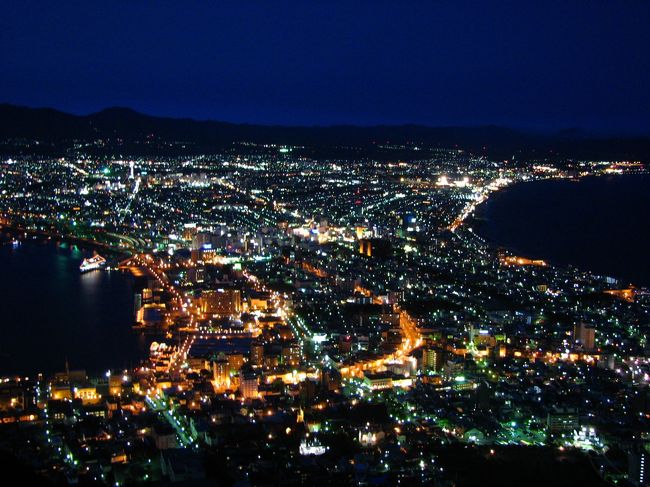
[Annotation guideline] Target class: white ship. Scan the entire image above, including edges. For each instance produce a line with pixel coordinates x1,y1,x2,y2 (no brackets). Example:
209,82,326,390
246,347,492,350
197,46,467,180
80,254,107,272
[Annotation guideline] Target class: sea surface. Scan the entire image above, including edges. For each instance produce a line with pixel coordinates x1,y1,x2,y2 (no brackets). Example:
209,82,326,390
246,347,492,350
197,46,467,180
0,238,149,376
476,173,650,287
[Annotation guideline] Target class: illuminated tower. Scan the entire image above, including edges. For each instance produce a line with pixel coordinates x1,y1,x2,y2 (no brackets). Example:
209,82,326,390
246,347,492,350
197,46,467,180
129,160,135,179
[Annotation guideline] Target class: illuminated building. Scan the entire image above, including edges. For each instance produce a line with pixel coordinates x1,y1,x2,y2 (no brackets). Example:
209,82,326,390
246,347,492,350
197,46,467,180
240,371,259,399
322,367,341,391
227,353,244,372
200,289,242,317
574,322,595,351
50,383,73,401
108,375,123,396
250,340,264,367
133,293,142,319
358,238,391,258
281,342,300,367
604,288,635,303
299,437,327,456
397,213,418,236
277,326,295,340
629,444,650,486
182,223,198,242
263,354,280,369
338,335,352,355
358,426,385,447
359,239,371,257
213,357,231,391
0,382,27,411
73,384,101,404
136,303,167,327
187,266,205,284
142,288,153,303
191,232,213,250
500,255,547,267
421,347,445,372
547,407,579,433
363,372,393,390
451,376,475,391
248,291,270,310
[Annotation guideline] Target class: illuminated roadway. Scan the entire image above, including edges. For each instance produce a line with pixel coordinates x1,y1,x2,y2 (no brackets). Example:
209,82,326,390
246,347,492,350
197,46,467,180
145,394,194,448
338,308,423,378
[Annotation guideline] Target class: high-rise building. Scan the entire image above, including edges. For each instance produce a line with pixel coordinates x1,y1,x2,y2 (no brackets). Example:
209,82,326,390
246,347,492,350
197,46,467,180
250,340,264,367
421,347,445,372
240,372,259,399
574,323,596,351
629,444,650,486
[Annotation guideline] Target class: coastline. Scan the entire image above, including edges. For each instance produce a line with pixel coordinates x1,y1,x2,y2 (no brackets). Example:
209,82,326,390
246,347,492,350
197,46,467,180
0,238,148,377
467,172,650,287
0,223,133,262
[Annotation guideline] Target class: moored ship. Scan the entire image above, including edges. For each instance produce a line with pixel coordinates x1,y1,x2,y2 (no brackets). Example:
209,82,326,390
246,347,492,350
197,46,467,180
79,254,107,272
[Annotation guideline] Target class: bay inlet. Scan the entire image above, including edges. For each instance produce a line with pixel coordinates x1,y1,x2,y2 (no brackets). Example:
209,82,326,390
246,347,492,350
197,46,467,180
0,237,149,376
476,173,650,287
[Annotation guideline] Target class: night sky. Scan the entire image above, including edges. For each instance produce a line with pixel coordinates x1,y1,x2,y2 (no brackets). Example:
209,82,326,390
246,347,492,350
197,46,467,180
1,1,649,133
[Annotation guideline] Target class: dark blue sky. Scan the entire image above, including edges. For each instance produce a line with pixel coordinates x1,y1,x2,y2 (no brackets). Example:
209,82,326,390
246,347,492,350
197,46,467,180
1,1,649,133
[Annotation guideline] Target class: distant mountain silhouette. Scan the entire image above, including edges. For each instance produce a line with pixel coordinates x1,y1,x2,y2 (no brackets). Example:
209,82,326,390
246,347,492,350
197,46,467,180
0,103,648,160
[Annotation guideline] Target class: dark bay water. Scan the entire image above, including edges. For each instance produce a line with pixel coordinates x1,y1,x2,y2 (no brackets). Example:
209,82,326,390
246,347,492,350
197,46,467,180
477,174,650,287
0,238,148,376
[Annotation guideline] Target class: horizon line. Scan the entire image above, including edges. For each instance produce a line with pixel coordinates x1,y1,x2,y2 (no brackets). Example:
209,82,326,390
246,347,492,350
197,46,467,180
2,101,649,138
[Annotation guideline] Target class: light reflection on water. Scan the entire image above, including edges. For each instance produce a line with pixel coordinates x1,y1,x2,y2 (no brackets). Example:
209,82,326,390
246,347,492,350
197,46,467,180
0,239,149,376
